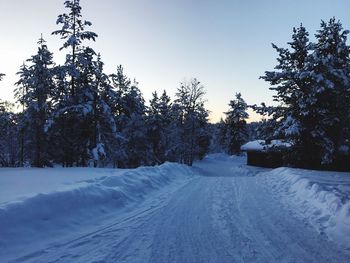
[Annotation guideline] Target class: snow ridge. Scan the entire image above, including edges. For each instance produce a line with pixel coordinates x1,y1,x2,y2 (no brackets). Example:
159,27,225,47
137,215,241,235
0,163,195,250
263,167,350,248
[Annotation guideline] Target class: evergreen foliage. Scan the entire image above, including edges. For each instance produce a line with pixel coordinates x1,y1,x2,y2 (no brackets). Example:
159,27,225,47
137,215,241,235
226,93,249,154
222,93,249,155
260,18,350,169
0,0,211,168
14,37,55,167
0,100,18,167
3,4,350,172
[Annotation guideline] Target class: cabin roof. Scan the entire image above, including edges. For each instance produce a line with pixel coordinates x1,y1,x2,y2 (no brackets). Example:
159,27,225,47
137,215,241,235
241,139,291,152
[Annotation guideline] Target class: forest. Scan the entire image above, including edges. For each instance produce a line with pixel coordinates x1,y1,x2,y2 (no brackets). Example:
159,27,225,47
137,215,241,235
1,0,350,171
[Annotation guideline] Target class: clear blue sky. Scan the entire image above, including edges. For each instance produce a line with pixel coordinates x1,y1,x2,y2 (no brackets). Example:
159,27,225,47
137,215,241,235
1,0,350,122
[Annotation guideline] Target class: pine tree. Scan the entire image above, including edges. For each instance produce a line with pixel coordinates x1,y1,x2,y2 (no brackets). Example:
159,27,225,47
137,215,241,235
261,24,310,140
14,37,55,167
49,48,120,167
122,80,150,167
147,90,173,164
110,65,132,121
51,0,109,166
14,63,29,167
195,104,211,160
224,93,249,155
301,18,350,165
117,78,149,168
108,66,131,167
0,100,18,167
110,68,150,167
71,47,118,167
90,53,120,167
147,91,163,164
261,19,350,168
52,0,97,98
14,39,55,167
217,118,227,149
261,24,314,165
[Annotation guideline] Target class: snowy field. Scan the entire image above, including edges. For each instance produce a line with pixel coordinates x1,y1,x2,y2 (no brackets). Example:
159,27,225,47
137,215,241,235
0,154,350,262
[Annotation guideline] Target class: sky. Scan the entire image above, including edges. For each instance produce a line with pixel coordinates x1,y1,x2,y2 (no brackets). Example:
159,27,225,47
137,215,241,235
1,0,350,122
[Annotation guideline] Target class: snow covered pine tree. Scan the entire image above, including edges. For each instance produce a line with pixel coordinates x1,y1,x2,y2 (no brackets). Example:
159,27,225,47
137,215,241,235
262,19,350,169
0,75,18,167
301,18,350,167
224,93,249,155
14,37,55,167
51,0,98,166
0,100,18,167
50,0,118,167
147,90,174,164
110,66,151,168
261,24,311,166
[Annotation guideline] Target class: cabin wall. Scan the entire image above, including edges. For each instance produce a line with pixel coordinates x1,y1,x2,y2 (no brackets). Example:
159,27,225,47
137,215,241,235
247,151,283,168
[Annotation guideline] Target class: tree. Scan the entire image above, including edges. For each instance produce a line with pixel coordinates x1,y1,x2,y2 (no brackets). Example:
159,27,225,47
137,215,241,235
14,36,55,167
175,78,210,165
147,90,174,164
224,93,249,155
0,75,18,167
0,100,18,167
52,0,97,98
261,19,350,168
121,80,150,167
261,24,315,166
301,18,350,165
110,67,151,167
69,47,118,167
51,0,118,166
261,24,310,140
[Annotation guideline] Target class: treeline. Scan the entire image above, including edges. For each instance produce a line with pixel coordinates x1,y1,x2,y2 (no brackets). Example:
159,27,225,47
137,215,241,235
218,18,350,171
0,0,210,168
4,2,348,171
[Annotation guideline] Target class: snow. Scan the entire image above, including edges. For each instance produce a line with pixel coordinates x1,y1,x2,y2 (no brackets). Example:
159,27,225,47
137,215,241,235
0,155,349,262
262,167,350,248
0,163,195,261
270,139,292,148
240,139,291,151
91,143,106,161
0,167,124,204
240,139,265,151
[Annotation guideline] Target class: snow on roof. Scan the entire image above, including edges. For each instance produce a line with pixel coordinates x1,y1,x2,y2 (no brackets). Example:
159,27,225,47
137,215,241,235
241,139,292,151
270,140,292,148
240,140,265,151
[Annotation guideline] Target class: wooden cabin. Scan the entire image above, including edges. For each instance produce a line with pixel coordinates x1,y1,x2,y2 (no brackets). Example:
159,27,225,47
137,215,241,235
241,140,290,168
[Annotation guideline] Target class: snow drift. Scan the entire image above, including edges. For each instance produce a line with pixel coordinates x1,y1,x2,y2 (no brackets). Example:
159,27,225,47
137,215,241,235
263,167,350,248
0,163,195,250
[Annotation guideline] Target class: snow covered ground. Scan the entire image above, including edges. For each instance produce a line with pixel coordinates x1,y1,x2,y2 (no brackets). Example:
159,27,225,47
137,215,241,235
0,163,195,262
262,167,350,248
0,154,349,262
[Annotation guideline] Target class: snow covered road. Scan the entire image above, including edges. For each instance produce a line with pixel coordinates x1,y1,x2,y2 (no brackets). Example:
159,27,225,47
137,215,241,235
2,155,350,262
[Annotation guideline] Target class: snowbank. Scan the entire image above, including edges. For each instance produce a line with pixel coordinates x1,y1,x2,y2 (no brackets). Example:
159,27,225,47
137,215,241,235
263,167,350,248
0,163,195,249
0,167,126,204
